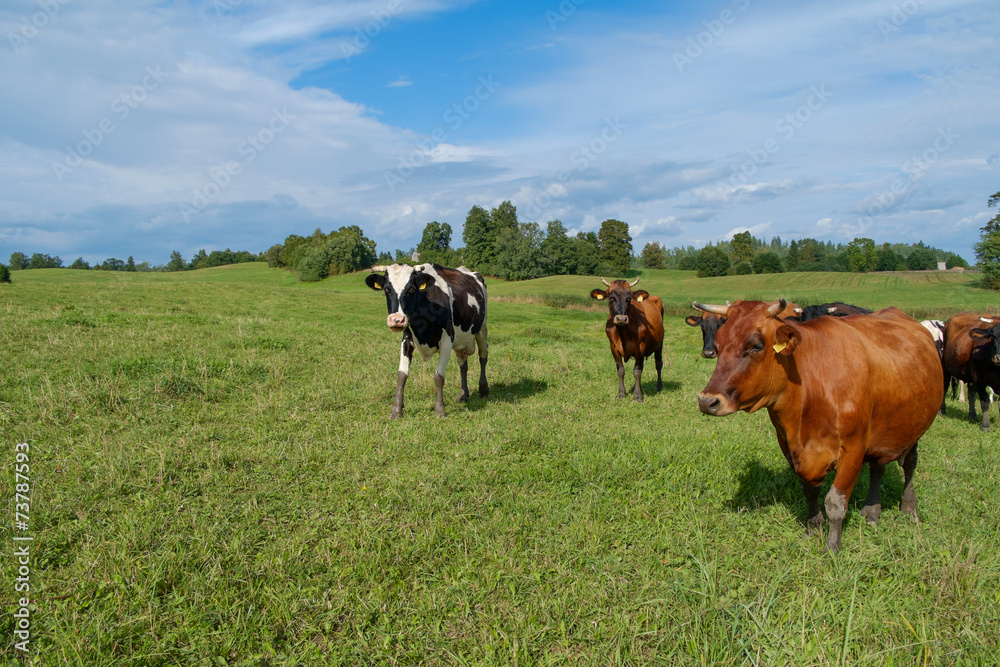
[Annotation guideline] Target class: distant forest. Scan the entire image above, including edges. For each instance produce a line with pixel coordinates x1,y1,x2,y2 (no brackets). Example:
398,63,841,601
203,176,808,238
2,198,978,285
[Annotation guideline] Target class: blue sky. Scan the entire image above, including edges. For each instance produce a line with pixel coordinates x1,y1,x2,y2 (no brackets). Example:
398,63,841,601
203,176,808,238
1,0,998,265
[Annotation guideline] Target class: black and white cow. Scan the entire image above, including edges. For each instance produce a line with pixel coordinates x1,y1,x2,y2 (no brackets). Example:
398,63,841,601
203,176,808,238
921,318,990,405
788,302,872,322
366,263,489,419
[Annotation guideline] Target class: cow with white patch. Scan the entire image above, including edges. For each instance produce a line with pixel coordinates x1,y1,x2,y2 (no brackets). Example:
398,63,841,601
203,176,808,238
366,263,489,419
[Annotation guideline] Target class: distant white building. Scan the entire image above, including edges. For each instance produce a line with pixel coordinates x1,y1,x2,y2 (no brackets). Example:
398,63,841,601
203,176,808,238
937,261,947,271
411,251,420,262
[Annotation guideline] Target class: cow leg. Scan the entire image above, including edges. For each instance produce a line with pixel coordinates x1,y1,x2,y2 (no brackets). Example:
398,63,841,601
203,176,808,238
899,443,919,519
391,335,415,420
632,357,644,402
614,353,627,399
978,386,991,432
862,462,885,526
433,338,452,417
455,351,470,403
968,384,978,421
954,377,962,402
476,327,489,398
824,450,864,554
940,371,950,416
654,346,664,393
800,479,825,536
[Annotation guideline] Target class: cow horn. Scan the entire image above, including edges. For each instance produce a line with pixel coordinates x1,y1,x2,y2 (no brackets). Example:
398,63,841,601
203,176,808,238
629,277,640,287
369,265,389,273
601,277,610,286
767,298,787,316
793,307,803,314
981,317,995,324
693,301,729,315
827,307,837,313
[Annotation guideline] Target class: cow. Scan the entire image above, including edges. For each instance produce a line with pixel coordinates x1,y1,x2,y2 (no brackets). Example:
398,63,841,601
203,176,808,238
921,319,972,404
788,302,873,322
696,299,942,554
942,313,1000,431
686,300,799,359
366,263,489,419
590,277,665,402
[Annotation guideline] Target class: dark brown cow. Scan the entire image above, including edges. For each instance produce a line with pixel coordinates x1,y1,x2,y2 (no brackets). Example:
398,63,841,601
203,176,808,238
590,277,665,402
686,300,800,359
697,299,942,553
942,313,1000,431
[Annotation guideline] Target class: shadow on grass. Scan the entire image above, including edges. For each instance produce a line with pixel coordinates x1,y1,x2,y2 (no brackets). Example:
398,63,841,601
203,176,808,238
726,458,906,523
940,402,993,426
467,378,549,409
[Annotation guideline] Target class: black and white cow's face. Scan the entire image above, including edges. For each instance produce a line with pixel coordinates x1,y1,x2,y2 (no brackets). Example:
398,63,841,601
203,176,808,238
969,317,1000,366
365,264,437,332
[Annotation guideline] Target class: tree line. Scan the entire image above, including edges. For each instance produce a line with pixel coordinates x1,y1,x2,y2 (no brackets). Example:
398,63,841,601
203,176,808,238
5,248,261,274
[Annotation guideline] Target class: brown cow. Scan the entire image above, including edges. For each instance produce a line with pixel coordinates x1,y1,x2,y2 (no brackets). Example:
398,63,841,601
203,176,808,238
590,277,665,402
697,299,942,553
942,313,1000,431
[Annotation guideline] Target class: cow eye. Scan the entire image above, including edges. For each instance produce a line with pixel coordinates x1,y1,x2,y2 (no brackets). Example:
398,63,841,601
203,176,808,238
747,339,764,354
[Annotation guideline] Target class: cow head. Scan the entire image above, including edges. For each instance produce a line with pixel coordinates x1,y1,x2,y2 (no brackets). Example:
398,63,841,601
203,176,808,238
686,301,729,358
697,299,797,416
366,264,439,332
590,277,648,326
969,317,1000,365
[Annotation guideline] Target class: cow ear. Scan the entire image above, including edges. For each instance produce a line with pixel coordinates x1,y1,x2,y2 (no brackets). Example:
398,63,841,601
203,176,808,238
416,274,435,291
773,324,801,355
365,273,385,291
970,328,990,339
685,315,702,326
633,290,650,302
590,289,607,301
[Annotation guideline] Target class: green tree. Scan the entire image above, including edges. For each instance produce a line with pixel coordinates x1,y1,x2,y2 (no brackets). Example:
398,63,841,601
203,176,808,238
730,231,755,265
697,245,730,278
0,264,10,283
751,251,784,274
733,261,753,275
944,253,969,269
126,256,136,272
641,242,665,269
326,225,377,275
875,243,903,272
906,243,937,271
493,222,546,280
845,237,877,272
167,251,187,272
462,205,494,271
9,252,27,270
572,232,600,275
784,240,800,271
597,219,632,276
975,191,1000,289
417,221,453,264
28,253,62,269
190,249,209,270
69,257,91,270
541,220,575,275
677,252,699,271
797,239,826,271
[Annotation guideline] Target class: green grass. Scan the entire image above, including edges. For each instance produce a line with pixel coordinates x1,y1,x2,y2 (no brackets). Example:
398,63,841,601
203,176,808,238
2,264,999,665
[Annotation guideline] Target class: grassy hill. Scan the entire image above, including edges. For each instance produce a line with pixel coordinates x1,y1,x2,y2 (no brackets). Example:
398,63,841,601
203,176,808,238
1,264,999,664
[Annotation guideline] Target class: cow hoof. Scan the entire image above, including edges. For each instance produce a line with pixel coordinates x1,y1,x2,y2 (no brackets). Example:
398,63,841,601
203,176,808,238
805,513,825,536
390,409,403,420
656,383,663,393
633,395,644,403
435,405,446,417
479,383,490,398
862,504,881,525
457,391,470,403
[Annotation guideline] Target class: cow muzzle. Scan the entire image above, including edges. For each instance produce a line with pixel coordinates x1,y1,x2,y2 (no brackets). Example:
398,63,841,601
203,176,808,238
701,348,717,359
613,315,629,326
387,314,407,332
697,391,734,416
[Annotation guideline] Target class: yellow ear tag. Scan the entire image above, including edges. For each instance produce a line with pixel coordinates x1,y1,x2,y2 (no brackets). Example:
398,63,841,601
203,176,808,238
773,340,787,353
636,295,645,301
595,293,605,300
373,281,382,289
419,283,427,290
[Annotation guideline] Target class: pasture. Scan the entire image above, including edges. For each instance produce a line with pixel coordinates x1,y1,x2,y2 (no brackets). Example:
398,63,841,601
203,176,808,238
2,264,999,665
